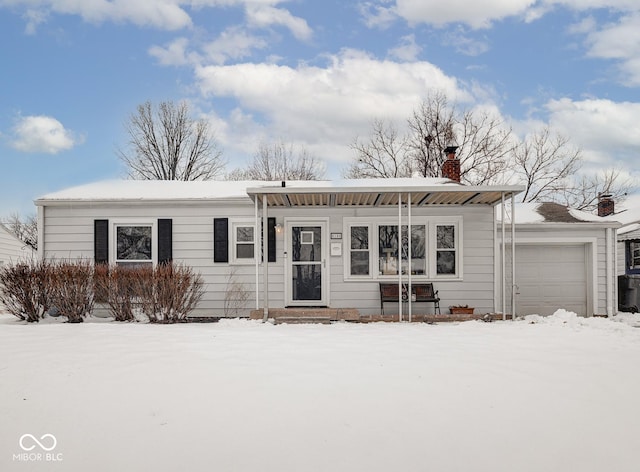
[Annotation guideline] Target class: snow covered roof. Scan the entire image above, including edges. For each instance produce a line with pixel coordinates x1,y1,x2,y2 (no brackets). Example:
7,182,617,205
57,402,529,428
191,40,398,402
498,202,621,226
602,193,640,227
36,178,525,207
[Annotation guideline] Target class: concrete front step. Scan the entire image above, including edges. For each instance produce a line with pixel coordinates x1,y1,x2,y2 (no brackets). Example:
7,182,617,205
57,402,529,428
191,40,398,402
250,308,360,321
274,317,332,325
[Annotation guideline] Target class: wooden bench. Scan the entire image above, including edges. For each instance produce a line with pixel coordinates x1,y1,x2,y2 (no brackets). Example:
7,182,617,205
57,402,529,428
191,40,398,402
379,283,441,315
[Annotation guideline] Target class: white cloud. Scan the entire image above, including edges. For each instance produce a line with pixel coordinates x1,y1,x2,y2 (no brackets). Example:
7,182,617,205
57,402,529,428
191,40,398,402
149,37,197,66
245,5,312,41
441,27,490,56
387,34,421,61
0,0,194,30
202,27,269,64
580,13,640,86
1,0,311,32
392,0,537,29
545,98,640,167
365,0,639,30
194,49,469,167
23,8,48,34
10,115,79,154
358,1,397,29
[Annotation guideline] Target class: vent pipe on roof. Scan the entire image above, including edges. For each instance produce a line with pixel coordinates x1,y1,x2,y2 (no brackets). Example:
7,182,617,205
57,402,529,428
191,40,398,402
598,193,614,217
442,146,460,182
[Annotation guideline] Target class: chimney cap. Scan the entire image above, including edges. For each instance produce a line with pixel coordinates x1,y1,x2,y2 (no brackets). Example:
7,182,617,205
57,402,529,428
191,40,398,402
444,146,458,154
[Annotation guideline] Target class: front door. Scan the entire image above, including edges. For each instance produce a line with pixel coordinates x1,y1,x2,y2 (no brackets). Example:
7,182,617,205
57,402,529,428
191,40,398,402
286,220,328,306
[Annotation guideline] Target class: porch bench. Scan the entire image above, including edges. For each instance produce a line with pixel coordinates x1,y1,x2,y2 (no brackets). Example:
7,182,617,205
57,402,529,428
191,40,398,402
379,283,441,315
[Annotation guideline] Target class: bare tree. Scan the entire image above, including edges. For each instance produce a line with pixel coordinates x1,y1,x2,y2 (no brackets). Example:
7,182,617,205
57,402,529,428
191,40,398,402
558,168,634,212
512,127,582,203
344,92,513,184
344,118,412,179
228,140,325,180
2,212,37,249
118,101,225,181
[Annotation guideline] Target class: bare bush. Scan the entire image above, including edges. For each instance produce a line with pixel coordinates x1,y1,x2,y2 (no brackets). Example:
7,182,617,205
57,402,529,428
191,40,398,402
223,267,250,317
0,259,52,322
134,263,204,323
93,264,137,321
49,260,95,323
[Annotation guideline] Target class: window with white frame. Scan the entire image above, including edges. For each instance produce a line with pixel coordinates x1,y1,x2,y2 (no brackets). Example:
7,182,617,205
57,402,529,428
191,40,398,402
350,225,370,276
436,224,457,275
344,218,461,280
115,225,153,267
231,223,256,263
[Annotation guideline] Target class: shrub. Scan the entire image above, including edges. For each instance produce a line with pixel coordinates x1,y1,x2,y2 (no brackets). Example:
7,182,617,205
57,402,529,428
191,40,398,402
93,264,138,321
0,259,53,322
135,263,204,323
48,260,95,323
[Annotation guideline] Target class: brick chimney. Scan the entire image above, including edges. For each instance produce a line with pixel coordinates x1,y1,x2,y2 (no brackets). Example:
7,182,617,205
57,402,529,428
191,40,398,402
598,193,614,217
441,146,460,182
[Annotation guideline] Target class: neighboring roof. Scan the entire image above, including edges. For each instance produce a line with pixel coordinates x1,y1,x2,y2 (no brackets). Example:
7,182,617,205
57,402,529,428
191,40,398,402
619,223,640,241
602,193,640,227
498,202,621,226
0,221,34,261
36,178,525,207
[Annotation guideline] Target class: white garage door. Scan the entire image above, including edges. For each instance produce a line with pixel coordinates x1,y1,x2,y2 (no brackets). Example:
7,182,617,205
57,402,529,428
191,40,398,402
516,244,588,316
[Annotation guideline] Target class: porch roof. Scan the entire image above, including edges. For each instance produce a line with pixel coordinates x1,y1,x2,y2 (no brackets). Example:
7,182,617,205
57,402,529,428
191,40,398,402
246,178,524,207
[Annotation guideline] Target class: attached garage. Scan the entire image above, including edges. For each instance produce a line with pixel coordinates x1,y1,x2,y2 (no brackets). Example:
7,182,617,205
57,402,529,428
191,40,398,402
516,243,589,316
499,202,619,317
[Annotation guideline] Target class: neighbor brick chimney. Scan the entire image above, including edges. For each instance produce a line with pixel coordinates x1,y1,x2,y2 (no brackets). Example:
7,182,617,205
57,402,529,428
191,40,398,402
598,193,615,217
441,146,460,182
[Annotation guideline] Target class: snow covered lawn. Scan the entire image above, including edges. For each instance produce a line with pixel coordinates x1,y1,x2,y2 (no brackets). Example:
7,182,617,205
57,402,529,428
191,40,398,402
1,311,640,472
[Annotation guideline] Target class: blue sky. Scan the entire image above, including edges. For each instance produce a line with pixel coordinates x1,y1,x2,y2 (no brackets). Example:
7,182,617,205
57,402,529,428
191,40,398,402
1,0,639,216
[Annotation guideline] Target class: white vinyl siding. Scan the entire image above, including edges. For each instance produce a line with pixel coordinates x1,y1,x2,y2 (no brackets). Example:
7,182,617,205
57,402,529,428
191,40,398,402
41,202,493,317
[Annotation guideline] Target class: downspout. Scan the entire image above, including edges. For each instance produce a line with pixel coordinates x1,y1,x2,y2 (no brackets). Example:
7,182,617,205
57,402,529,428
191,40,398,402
408,192,412,323
501,193,506,321
262,195,269,322
255,198,259,311
511,192,516,320
398,192,402,322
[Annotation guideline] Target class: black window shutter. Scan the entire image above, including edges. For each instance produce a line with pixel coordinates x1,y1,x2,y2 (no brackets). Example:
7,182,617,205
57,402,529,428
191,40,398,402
214,218,228,263
94,219,109,264
268,217,276,262
158,219,173,265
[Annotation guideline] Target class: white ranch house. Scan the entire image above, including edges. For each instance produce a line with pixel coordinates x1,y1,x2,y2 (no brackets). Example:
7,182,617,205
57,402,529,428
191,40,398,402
35,177,620,320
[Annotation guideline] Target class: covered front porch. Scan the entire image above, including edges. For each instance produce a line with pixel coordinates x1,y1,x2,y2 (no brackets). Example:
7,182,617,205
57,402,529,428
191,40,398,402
246,179,523,323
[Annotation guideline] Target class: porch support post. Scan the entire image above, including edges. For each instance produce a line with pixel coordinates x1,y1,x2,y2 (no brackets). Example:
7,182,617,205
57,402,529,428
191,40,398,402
501,192,506,321
255,197,259,310
606,227,613,316
408,192,412,323
262,194,269,322
511,192,516,320
398,192,402,322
